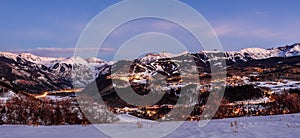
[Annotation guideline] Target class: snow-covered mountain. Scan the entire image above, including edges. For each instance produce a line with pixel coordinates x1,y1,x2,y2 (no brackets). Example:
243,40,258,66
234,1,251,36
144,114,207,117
81,43,300,107
225,43,300,62
1,43,300,93
138,51,190,63
135,43,300,64
0,52,106,93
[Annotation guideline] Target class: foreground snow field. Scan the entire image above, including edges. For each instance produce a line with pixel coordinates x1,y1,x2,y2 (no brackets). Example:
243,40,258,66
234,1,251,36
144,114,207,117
0,114,299,138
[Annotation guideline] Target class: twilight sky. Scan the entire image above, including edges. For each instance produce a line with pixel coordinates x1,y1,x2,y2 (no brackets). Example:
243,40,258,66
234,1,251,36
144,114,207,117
0,0,299,60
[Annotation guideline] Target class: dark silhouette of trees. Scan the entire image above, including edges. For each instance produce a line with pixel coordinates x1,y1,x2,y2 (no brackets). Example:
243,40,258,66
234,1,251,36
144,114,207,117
0,95,86,125
224,85,264,102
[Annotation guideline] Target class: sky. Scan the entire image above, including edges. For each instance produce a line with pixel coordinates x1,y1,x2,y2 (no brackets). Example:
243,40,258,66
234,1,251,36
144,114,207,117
0,0,299,60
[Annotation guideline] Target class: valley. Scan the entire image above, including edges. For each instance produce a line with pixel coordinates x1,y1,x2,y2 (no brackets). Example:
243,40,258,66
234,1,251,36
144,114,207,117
1,43,300,125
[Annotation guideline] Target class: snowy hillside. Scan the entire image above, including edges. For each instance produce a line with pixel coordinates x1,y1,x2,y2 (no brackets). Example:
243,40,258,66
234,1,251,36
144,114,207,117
0,113,299,138
0,52,107,93
200,43,300,63
225,43,300,61
137,43,300,64
1,43,300,93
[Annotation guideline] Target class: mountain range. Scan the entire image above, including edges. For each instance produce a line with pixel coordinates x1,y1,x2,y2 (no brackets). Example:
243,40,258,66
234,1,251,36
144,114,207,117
0,43,300,94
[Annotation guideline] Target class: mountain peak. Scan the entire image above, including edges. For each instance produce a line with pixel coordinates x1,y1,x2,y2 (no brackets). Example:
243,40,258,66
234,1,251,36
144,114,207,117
85,57,106,64
0,52,19,60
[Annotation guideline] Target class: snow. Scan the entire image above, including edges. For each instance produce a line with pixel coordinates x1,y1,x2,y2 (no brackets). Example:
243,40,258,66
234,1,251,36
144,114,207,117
131,79,147,84
43,95,71,101
0,52,110,88
0,91,17,97
255,80,300,93
283,44,300,57
221,43,300,62
0,125,104,138
240,48,271,59
0,51,106,69
0,52,20,61
19,53,58,65
85,57,106,64
213,62,222,66
0,97,11,104
0,114,299,138
0,91,17,104
168,114,300,138
139,51,189,63
233,97,271,105
116,114,156,123
2,44,300,71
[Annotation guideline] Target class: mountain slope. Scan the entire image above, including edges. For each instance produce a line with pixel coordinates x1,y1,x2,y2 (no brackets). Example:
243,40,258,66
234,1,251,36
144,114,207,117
82,43,300,108
0,52,106,93
1,43,300,94
225,43,300,62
